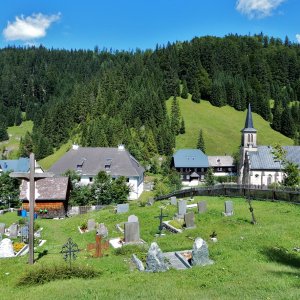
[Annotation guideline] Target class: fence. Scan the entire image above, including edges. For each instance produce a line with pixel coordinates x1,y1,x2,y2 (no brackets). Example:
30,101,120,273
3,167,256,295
155,184,300,204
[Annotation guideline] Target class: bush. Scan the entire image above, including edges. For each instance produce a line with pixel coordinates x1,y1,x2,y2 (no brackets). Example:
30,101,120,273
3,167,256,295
13,242,25,253
80,221,87,231
17,264,100,286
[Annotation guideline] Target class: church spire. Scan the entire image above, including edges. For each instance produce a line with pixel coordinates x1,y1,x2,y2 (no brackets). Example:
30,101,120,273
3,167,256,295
244,103,254,129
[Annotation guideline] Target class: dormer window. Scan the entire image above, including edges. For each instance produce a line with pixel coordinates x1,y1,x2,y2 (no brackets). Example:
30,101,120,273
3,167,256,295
105,158,112,170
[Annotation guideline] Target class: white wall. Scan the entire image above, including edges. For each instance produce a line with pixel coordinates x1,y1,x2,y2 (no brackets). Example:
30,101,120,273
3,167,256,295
249,170,284,186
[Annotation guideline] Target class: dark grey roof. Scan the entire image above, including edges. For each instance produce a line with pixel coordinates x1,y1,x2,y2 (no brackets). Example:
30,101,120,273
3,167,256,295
20,177,69,201
284,146,300,167
49,147,144,177
248,146,300,170
242,103,257,133
208,156,234,167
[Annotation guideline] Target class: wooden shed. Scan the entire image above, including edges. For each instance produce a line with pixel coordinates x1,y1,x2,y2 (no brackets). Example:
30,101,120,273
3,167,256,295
20,177,70,218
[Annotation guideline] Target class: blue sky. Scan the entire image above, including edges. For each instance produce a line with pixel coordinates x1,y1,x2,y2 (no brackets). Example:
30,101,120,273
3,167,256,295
0,0,299,51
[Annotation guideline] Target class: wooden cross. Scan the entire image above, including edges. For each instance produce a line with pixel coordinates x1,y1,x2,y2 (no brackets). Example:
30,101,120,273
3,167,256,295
9,153,54,264
154,207,168,235
87,234,109,258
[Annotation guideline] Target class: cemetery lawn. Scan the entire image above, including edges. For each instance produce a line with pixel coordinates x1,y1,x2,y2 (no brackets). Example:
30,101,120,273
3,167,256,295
0,196,300,300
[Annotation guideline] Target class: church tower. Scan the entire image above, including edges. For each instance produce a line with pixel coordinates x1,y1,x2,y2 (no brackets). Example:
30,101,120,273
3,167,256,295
239,103,257,184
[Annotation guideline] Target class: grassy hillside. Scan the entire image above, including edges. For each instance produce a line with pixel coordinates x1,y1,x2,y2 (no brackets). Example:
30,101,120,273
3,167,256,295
0,196,299,299
167,96,293,155
0,121,33,159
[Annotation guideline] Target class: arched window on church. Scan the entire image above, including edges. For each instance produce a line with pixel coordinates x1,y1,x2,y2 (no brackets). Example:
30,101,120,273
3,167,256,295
250,134,253,143
248,134,250,143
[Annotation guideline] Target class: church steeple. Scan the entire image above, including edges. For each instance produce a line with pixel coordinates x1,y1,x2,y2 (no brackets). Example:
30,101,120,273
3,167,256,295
241,103,257,148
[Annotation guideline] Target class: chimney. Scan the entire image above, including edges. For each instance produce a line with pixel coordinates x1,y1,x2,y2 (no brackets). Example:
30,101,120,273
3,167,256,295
118,144,125,151
72,144,79,150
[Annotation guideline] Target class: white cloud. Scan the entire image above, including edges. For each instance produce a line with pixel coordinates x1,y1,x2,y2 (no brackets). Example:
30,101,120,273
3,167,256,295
3,13,61,41
296,34,300,43
236,0,286,19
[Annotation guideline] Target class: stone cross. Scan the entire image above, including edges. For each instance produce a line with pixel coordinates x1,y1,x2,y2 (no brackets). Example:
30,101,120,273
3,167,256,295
9,153,54,264
87,234,109,258
155,208,168,235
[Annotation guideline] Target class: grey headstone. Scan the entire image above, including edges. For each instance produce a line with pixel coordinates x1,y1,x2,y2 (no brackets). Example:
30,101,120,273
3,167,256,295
184,212,195,228
9,224,18,238
147,198,155,206
170,196,177,206
191,237,214,266
128,215,139,223
124,222,140,243
20,225,29,242
87,219,96,231
131,254,145,271
146,242,169,272
0,223,5,234
178,200,187,216
0,238,15,258
97,223,108,238
223,201,234,216
197,201,207,214
117,203,129,214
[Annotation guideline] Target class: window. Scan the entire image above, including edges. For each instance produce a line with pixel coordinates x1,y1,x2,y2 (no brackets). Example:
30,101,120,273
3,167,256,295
217,167,222,171
89,177,93,183
228,168,232,172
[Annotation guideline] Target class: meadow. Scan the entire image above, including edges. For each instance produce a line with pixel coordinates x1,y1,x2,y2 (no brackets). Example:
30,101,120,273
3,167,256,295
166,97,293,155
0,195,299,300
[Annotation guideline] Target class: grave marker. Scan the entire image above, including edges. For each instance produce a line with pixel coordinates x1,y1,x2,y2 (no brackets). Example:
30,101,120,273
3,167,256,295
97,223,108,238
124,222,140,243
87,219,96,231
223,201,234,216
184,212,195,228
0,223,5,234
177,200,187,217
170,196,177,206
128,215,139,223
117,203,129,214
87,234,109,258
197,201,207,214
9,224,18,238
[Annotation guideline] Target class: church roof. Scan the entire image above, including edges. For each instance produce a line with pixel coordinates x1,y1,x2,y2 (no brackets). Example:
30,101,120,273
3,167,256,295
248,146,300,170
242,103,257,133
173,149,209,168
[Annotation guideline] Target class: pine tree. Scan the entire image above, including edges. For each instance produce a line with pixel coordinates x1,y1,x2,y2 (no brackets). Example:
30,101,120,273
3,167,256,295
170,96,181,135
191,82,201,103
197,129,206,153
179,118,185,134
181,80,188,99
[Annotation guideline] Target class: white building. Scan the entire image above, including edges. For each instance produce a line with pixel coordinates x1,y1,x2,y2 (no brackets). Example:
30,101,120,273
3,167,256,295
239,104,300,187
49,145,144,200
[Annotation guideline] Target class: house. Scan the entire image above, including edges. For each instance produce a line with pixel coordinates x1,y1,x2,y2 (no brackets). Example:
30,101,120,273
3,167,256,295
49,145,145,200
207,156,236,177
0,157,43,174
172,149,209,184
20,177,70,218
239,104,300,187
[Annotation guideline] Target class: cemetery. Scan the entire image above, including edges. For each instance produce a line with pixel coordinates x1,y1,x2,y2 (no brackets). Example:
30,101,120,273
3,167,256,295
0,195,299,299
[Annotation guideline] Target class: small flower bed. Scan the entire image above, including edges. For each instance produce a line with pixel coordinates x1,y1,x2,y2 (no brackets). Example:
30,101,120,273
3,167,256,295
13,242,25,253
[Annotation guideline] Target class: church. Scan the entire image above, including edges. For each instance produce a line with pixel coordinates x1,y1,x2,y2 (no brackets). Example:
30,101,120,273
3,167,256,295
239,104,300,187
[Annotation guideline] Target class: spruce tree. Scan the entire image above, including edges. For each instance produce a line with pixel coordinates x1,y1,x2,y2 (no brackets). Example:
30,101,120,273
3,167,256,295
197,129,206,153
179,118,185,134
170,96,181,135
181,80,188,99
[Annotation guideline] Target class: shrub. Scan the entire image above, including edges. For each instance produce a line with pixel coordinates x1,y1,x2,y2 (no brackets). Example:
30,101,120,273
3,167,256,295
17,264,100,286
80,221,87,231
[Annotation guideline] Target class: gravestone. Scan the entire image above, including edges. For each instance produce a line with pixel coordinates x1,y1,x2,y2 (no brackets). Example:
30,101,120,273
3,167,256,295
128,215,139,223
87,219,96,231
124,222,140,243
145,242,169,272
9,224,18,238
191,237,214,266
184,212,195,229
170,196,177,206
117,203,129,214
20,225,29,243
223,201,234,216
0,238,15,258
97,223,108,238
177,200,187,217
0,223,5,234
197,201,207,214
147,198,155,206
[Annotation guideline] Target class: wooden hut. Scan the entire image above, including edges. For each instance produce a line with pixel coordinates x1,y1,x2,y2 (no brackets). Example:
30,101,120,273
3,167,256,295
20,177,70,218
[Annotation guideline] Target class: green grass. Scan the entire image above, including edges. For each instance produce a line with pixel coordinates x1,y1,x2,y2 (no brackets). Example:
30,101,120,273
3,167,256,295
167,97,293,155
1,197,300,299
0,121,33,159
38,141,72,171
